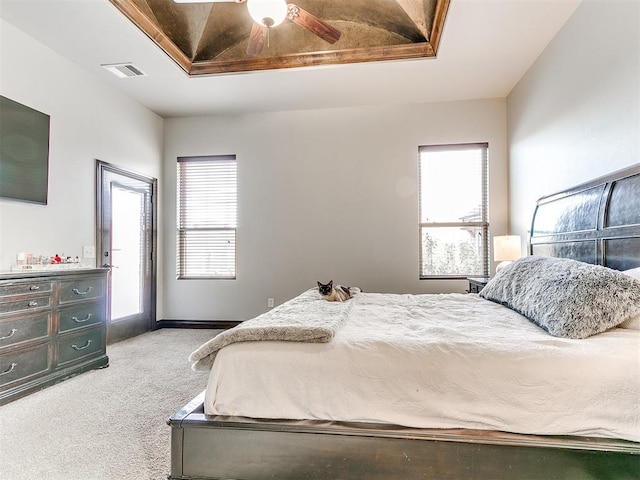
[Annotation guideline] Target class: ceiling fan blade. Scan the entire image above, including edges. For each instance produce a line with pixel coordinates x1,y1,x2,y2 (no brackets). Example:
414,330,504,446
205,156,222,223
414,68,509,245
174,0,244,3
246,22,266,56
287,4,341,44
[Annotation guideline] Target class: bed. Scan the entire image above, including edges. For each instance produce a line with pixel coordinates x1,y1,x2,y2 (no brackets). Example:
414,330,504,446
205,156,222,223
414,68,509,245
169,164,640,480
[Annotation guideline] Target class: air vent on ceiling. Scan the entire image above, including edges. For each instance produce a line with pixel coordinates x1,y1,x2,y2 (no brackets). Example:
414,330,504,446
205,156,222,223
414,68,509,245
101,63,147,78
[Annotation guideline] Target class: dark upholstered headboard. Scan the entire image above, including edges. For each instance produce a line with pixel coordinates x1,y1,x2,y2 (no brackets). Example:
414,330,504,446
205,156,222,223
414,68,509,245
529,164,640,271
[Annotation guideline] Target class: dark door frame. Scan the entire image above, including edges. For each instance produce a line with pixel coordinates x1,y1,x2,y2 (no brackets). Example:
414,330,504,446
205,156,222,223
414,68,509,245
96,160,158,339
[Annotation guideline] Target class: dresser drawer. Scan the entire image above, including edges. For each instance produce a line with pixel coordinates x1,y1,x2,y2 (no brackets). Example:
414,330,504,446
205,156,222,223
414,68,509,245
0,281,53,299
0,313,50,350
0,295,51,315
58,303,104,333
57,328,105,366
0,343,50,389
59,277,105,304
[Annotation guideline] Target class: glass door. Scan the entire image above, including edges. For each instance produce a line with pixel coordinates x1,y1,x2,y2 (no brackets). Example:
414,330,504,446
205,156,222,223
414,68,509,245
110,185,144,319
97,161,157,343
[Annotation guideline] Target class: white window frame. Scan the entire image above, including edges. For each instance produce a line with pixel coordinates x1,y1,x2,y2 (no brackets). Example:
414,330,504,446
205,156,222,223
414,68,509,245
177,155,237,280
419,143,489,279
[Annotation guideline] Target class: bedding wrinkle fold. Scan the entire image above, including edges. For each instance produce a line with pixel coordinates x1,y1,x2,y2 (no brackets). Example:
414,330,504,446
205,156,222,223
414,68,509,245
200,290,640,442
189,288,352,371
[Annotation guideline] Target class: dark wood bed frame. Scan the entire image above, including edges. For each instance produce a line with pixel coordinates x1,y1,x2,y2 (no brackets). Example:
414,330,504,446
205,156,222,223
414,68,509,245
169,164,640,480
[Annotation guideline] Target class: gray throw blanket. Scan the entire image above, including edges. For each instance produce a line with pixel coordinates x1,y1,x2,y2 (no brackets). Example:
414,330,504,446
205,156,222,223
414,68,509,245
189,289,354,371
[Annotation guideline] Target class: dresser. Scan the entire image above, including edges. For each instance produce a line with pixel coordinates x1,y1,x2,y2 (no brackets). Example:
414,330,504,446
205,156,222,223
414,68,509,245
0,268,109,404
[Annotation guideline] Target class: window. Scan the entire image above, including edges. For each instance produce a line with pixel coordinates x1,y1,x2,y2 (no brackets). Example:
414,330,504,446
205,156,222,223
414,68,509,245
419,143,489,278
177,155,237,279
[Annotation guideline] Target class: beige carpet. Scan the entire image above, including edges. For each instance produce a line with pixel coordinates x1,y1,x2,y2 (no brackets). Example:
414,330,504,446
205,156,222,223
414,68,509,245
0,328,220,480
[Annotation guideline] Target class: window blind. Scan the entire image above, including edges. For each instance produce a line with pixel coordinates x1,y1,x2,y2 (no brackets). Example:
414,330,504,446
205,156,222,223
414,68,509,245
419,143,489,278
177,155,237,279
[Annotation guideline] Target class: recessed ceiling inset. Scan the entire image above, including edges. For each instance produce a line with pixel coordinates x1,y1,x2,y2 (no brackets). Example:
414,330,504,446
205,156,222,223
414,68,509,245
107,0,450,76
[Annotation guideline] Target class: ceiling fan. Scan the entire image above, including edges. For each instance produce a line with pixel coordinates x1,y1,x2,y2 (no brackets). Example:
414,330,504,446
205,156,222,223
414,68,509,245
173,0,342,56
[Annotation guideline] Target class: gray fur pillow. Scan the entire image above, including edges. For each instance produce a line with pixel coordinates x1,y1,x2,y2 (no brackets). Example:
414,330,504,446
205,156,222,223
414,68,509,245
480,256,640,339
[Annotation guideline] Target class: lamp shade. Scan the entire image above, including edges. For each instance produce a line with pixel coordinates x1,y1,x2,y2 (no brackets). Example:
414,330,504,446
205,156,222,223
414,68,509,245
493,235,521,262
247,0,288,27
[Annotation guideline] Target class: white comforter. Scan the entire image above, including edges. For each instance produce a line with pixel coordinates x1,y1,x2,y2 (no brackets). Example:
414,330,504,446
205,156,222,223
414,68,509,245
204,292,640,442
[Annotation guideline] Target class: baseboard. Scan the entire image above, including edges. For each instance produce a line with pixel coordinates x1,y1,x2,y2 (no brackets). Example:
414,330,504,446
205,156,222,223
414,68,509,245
155,320,240,330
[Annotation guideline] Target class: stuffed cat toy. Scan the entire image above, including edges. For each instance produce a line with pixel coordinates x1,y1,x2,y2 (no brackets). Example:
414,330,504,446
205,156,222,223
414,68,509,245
317,280,356,302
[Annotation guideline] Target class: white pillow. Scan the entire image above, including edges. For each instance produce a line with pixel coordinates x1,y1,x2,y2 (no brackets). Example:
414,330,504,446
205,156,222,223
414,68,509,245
619,268,640,330
619,315,640,330
623,267,640,280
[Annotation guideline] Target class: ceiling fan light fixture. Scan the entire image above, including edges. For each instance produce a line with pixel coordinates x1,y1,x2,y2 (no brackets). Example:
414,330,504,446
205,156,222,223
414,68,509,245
247,0,288,28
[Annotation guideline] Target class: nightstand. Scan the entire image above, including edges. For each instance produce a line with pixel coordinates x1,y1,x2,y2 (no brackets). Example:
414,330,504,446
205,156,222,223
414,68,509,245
467,276,490,293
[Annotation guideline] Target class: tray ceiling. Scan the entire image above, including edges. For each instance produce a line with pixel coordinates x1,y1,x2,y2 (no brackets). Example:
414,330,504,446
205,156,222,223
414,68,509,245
108,0,450,75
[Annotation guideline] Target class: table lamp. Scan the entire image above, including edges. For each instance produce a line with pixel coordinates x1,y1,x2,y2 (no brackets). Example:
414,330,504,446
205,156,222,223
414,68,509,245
493,235,522,272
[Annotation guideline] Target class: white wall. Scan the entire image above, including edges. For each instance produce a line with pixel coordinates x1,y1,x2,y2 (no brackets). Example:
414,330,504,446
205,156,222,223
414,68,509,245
0,20,165,315
163,99,509,321
507,0,640,240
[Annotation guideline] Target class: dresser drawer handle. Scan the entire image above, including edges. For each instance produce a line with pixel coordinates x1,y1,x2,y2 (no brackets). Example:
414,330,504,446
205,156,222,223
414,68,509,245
0,363,17,376
30,285,40,291
28,301,39,307
72,287,93,296
0,328,17,340
71,339,93,351
71,314,93,323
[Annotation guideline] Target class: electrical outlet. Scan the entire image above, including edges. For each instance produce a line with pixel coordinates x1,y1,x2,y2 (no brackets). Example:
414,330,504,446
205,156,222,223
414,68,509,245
83,246,96,259
267,297,275,308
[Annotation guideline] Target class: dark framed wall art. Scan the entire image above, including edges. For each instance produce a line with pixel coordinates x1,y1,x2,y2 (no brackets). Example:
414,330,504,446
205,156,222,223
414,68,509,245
0,95,50,204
